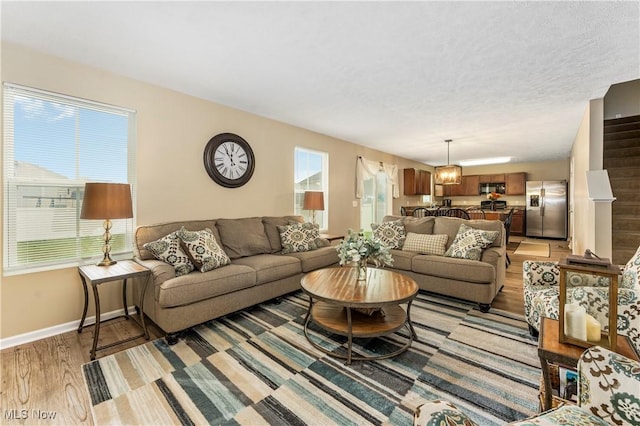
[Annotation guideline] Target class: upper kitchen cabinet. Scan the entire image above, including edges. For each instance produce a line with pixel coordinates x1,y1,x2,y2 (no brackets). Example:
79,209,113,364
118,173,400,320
505,172,526,195
403,168,431,195
480,174,505,183
443,175,479,196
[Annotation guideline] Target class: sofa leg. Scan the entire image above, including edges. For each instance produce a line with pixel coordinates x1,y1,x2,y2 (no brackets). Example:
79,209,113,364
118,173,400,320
478,303,491,313
528,325,539,338
165,332,180,345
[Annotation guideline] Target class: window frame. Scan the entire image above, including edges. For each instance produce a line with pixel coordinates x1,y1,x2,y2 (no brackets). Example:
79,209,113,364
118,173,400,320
3,83,137,275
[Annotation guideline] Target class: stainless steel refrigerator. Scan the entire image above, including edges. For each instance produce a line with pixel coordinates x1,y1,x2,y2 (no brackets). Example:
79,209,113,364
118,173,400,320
526,180,567,239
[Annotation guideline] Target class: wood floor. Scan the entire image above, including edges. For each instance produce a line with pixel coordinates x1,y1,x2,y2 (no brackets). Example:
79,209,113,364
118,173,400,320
0,236,570,425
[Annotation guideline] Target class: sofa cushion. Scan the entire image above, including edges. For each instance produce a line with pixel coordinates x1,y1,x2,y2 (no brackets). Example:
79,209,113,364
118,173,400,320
433,217,503,249
387,249,416,271
232,254,302,284
143,232,195,276
384,215,435,235
413,255,495,284
175,227,230,272
444,223,500,261
263,215,304,253
621,245,640,289
372,219,406,249
403,233,448,256
278,222,321,254
402,216,436,235
157,264,256,308
135,219,219,260
216,217,272,259
284,246,340,272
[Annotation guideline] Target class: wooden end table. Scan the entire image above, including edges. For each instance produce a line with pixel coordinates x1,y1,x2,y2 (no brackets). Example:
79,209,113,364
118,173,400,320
77,260,152,360
538,316,639,411
301,266,418,364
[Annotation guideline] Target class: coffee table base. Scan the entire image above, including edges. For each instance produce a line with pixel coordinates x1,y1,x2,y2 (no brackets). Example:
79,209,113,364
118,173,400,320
303,301,416,364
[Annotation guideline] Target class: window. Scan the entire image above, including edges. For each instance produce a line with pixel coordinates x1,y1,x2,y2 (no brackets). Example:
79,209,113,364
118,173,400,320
3,83,136,274
360,170,391,231
294,147,328,229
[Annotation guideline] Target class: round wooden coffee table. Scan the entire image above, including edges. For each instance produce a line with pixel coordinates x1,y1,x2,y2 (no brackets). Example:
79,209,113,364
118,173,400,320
300,266,418,364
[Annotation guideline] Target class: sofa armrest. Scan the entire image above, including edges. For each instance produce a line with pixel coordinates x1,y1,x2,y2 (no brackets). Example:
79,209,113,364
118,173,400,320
578,345,640,425
481,246,505,265
134,257,176,285
523,260,560,289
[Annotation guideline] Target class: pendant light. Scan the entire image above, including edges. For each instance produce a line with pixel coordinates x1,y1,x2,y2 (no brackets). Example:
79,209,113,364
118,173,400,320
434,139,462,185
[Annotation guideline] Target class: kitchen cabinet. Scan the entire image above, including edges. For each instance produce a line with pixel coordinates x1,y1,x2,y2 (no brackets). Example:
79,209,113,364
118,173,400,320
505,172,526,195
480,174,505,183
403,168,431,195
444,175,479,196
463,175,480,195
510,209,525,236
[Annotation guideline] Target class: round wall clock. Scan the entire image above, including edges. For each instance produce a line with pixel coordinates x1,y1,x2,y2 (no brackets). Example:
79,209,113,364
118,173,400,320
203,133,255,188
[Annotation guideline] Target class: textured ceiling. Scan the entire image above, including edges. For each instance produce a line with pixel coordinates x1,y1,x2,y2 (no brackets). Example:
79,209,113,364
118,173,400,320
2,1,639,166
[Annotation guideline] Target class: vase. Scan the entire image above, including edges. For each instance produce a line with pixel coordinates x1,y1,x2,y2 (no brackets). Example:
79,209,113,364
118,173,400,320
357,258,368,281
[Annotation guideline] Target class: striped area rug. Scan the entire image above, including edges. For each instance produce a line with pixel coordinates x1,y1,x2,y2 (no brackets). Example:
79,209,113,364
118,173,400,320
82,291,541,425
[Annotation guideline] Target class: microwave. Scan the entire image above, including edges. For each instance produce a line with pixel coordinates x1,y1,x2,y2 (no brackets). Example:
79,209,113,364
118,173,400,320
479,182,506,195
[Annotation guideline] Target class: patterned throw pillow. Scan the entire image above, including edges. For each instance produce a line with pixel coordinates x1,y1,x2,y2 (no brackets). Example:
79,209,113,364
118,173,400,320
143,232,194,276
277,222,320,254
371,220,406,249
621,245,640,289
444,223,500,261
176,227,231,272
402,233,448,256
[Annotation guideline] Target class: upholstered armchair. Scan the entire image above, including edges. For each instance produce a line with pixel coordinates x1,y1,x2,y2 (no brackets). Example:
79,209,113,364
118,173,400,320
522,248,640,354
413,346,640,426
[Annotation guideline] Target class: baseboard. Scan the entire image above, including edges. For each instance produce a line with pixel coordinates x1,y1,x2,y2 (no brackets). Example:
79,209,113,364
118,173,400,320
0,306,136,350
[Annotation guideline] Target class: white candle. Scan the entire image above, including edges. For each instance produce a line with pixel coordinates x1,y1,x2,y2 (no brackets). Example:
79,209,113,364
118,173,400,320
564,303,587,341
585,314,602,342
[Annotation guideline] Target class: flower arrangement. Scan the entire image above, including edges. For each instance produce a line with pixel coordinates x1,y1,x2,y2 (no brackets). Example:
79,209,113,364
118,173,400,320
336,229,393,268
487,192,502,201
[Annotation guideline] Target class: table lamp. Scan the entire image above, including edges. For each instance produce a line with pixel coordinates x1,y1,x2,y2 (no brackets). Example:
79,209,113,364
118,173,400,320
81,183,133,266
303,191,324,225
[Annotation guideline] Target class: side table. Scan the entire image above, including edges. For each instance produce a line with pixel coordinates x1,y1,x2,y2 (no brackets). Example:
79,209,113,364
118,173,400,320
538,316,639,411
77,260,151,360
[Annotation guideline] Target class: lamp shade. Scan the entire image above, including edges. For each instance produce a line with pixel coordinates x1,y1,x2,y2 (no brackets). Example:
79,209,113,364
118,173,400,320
434,165,463,185
303,191,325,211
81,183,133,220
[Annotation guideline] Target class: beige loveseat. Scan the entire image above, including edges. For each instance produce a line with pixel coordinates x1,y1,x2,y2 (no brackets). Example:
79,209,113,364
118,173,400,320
380,215,506,312
133,215,339,343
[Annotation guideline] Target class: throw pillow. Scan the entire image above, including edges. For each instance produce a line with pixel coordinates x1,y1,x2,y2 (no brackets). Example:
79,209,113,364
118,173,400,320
278,222,320,254
371,220,406,249
444,223,500,261
175,227,231,273
143,232,194,276
621,245,640,289
402,233,449,256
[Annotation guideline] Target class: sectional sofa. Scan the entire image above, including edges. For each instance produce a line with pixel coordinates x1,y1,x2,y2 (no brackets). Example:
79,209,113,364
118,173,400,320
133,214,506,344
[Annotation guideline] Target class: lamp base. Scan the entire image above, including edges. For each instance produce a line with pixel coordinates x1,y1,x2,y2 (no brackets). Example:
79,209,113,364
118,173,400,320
97,219,117,266
96,257,117,267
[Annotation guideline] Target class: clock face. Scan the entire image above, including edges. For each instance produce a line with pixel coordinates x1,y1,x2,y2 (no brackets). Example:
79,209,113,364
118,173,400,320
203,133,255,188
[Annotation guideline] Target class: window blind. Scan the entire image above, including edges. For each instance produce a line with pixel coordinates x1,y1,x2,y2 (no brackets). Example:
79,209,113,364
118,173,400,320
3,83,137,274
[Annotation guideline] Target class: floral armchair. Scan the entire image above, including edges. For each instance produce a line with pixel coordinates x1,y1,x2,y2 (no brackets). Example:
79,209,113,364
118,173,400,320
413,346,640,426
522,246,640,354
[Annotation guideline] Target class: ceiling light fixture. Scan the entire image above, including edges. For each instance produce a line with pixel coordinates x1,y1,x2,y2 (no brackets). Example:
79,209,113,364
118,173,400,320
434,139,462,185
459,157,512,167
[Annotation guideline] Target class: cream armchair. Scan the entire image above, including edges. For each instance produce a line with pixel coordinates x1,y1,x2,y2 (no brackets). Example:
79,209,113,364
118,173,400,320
413,346,640,426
